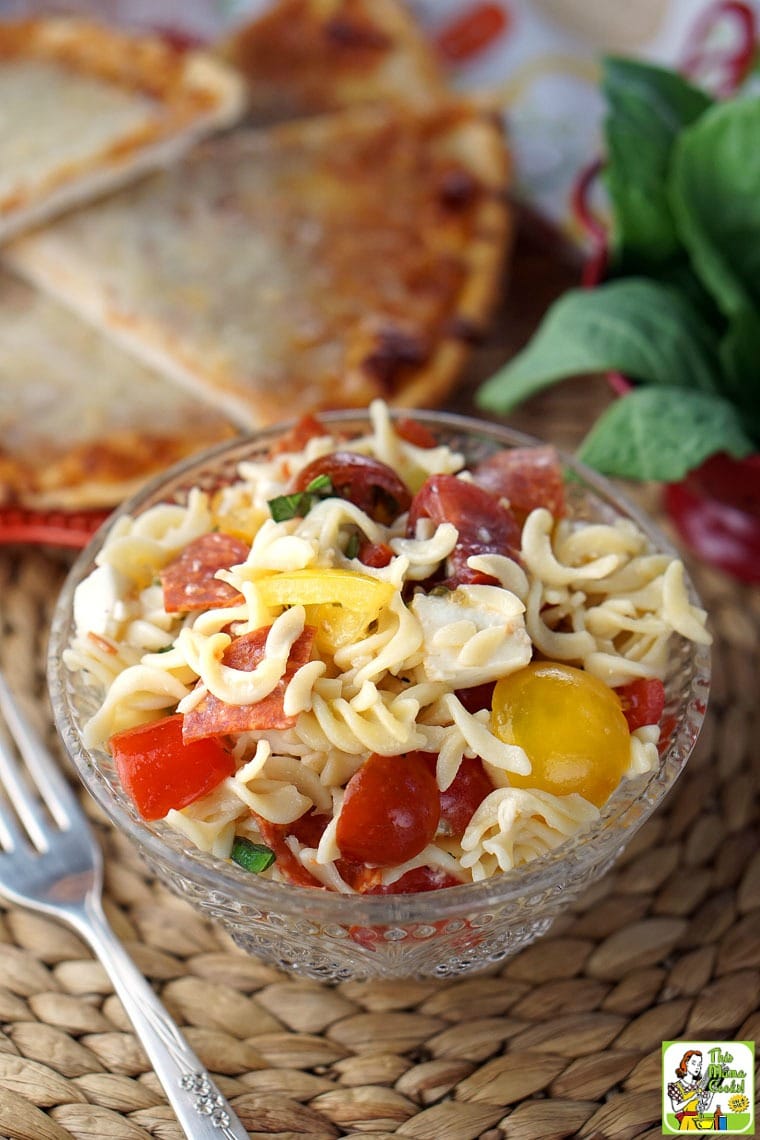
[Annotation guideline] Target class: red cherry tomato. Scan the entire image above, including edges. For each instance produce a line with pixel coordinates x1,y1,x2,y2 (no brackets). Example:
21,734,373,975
109,714,234,821
358,540,394,567
473,445,566,523
439,758,494,837
616,678,666,732
455,681,496,715
336,752,440,866
293,452,411,524
288,808,330,848
419,753,494,838
407,474,521,582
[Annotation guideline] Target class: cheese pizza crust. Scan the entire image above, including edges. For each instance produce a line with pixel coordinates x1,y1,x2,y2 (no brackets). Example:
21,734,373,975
4,103,511,427
0,17,245,242
220,0,447,123
0,271,237,510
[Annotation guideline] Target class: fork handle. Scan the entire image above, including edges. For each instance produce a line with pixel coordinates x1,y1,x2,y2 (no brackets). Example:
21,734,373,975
69,894,250,1139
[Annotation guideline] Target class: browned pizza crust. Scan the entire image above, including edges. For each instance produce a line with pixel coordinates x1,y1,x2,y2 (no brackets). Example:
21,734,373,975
220,0,447,123
0,271,237,510
4,102,512,428
0,17,245,242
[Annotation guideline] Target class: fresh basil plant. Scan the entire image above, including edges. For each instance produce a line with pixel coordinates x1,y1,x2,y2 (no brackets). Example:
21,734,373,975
478,57,760,482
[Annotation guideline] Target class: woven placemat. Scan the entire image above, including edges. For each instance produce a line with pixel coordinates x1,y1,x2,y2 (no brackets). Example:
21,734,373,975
1,376,758,1140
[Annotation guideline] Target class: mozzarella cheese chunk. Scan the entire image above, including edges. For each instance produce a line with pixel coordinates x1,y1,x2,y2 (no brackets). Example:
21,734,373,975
410,584,531,687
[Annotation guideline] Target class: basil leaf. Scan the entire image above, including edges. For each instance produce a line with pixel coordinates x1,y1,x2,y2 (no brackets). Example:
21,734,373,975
306,474,332,494
344,532,360,559
578,386,754,482
602,57,711,267
268,474,334,521
719,309,760,439
670,96,760,318
268,491,311,521
231,837,275,874
477,279,722,413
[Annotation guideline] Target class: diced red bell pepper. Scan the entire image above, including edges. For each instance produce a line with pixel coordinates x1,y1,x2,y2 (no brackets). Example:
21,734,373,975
616,678,666,732
110,713,235,820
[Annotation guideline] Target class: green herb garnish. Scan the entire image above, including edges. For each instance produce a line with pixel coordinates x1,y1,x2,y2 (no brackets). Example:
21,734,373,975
477,58,760,482
344,532,361,559
230,837,276,873
268,474,333,521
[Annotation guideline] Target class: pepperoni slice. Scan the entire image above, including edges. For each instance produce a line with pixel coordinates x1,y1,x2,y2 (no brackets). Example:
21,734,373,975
395,418,438,449
407,474,521,583
254,815,325,889
472,446,565,523
161,533,249,613
182,625,315,740
292,452,411,524
366,866,462,894
269,413,326,456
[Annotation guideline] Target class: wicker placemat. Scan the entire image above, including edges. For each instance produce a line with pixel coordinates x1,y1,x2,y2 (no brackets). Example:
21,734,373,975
1,377,758,1140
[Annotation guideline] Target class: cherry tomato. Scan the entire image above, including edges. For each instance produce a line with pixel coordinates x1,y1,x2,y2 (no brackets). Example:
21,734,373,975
407,474,521,583
110,714,234,821
473,445,565,523
358,540,394,567
289,808,330,848
293,452,411,524
439,758,494,837
455,681,496,715
491,662,631,807
616,678,666,732
419,752,494,838
336,752,440,866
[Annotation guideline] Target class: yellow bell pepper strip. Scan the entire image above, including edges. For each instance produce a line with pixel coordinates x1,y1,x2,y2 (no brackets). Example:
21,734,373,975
256,568,395,653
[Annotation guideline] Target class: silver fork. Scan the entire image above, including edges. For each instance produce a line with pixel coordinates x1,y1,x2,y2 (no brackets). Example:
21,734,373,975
0,672,250,1139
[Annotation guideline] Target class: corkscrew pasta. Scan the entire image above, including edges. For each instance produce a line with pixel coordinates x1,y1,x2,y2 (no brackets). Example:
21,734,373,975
65,401,711,893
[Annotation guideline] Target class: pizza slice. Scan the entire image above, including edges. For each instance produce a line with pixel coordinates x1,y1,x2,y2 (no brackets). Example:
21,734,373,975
219,0,447,123
4,102,511,427
0,16,244,242
0,271,236,510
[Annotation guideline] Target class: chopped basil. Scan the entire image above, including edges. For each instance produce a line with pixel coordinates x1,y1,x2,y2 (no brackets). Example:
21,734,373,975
344,532,360,559
268,474,333,521
231,837,276,873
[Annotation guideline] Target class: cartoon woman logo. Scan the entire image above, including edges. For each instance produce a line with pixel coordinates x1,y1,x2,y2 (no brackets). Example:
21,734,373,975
666,1050,723,1130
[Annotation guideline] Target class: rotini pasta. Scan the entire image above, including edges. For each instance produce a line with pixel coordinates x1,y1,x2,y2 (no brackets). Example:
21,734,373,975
65,400,710,894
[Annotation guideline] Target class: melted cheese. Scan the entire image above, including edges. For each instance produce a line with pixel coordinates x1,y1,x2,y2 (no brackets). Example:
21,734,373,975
5,103,511,426
0,271,235,508
0,61,157,205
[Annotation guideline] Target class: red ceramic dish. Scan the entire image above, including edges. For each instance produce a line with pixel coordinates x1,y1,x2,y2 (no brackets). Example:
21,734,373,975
572,160,760,585
0,506,109,549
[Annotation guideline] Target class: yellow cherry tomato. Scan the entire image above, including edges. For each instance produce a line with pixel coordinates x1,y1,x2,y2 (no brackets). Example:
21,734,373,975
256,568,395,654
491,661,631,807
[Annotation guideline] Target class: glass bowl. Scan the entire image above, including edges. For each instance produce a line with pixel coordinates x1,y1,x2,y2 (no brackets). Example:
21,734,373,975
48,410,711,982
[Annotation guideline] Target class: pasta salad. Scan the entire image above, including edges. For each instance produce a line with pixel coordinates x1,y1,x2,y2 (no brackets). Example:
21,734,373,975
65,401,711,894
